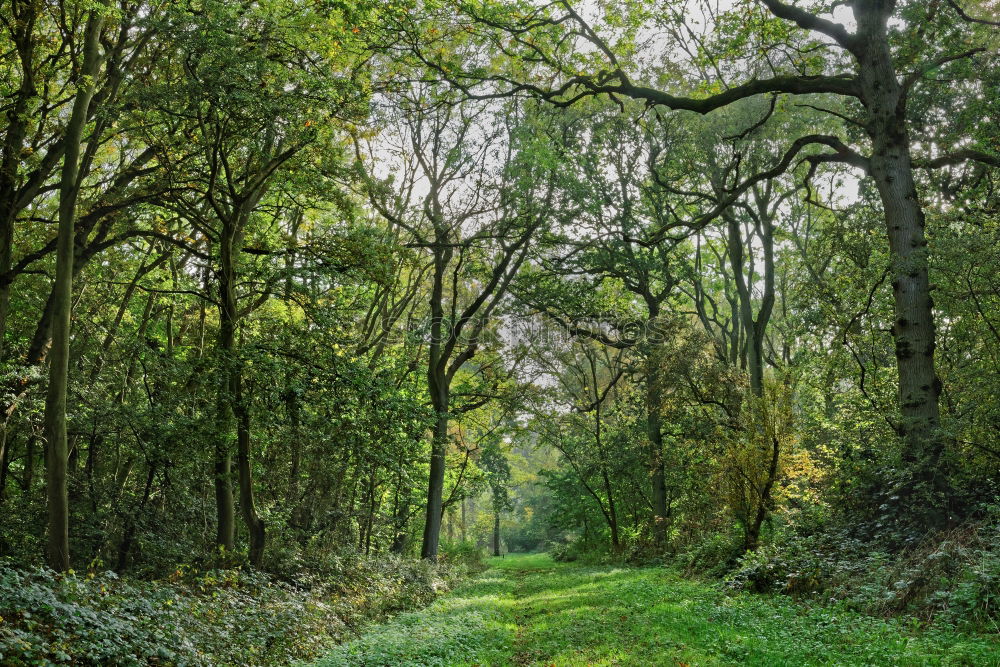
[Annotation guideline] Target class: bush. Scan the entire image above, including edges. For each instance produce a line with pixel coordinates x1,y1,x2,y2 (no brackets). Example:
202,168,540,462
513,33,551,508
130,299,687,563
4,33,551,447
0,551,475,666
864,514,1000,623
674,530,743,578
723,531,872,595
725,545,784,593
0,567,182,666
439,540,487,572
719,504,1000,628
547,541,580,562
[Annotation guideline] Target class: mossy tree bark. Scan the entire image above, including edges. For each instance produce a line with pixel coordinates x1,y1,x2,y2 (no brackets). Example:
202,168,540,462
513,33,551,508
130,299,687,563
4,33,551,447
44,6,105,571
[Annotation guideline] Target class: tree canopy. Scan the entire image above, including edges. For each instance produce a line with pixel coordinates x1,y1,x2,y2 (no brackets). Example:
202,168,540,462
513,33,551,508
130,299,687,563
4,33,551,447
1,1,999,638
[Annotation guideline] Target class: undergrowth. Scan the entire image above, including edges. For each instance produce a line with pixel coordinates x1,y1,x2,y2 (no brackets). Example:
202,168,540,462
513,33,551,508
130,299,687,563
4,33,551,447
722,508,1000,628
0,546,485,666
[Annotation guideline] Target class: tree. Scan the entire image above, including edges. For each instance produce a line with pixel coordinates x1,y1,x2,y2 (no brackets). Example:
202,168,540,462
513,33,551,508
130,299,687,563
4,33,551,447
479,438,513,556
43,1,107,572
526,336,631,550
431,0,1000,530
362,89,558,559
140,0,371,564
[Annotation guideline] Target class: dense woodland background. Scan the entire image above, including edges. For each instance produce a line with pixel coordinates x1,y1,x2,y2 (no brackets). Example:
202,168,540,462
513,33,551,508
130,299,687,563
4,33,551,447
1,0,1000,663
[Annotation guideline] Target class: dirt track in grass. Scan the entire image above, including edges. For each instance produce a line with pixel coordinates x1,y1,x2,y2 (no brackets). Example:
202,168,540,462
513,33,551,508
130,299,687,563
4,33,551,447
312,553,1000,666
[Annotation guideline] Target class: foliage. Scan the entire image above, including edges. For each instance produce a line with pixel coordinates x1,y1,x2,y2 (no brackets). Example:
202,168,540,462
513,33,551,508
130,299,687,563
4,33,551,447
438,540,487,572
719,378,797,550
721,505,1000,630
546,540,580,563
0,552,472,666
1,0,1000,658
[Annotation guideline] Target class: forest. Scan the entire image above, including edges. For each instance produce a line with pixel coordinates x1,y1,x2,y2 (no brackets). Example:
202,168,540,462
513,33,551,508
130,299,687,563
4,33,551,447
1,0,999,664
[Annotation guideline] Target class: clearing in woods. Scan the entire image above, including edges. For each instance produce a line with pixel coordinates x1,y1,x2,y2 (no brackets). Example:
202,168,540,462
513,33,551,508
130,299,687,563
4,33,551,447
313,553,1000,666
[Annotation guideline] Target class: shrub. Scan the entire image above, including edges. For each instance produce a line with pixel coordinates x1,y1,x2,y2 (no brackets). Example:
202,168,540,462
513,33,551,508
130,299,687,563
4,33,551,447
674,530,743,577
439,540,486,573
720,504,1000,628
547,541,580,562
863,514,1000,623
0,550,476,666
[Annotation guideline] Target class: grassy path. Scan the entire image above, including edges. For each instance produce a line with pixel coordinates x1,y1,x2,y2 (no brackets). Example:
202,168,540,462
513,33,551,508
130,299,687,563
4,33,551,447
312,553,1000,666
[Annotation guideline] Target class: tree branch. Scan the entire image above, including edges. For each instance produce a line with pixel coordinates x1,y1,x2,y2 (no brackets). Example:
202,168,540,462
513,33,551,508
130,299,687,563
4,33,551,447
915,149,1000,170
902,48,986,92
945,0,1000,26
758,0,858,55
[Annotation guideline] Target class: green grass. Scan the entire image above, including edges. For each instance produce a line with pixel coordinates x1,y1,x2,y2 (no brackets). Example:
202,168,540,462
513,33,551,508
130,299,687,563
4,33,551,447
311,553,1000,666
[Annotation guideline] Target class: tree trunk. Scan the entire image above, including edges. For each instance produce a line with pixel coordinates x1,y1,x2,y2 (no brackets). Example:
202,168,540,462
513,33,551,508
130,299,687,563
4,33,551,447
115,460,155,572
366,470,382,555
420,234,450,561
745,434,780,552
492,511,501,557
0,430,10,503
460,495,466,543
285,384,302,526
594,406,620,549
23,434,36,491
420,386,448,560
43,8,104,571
217,208,265,565
84,433,100,513
283,218,301,525
236,382,265,566
390,486,411,554
645,351,668,546
214,225,237,554
359,467,375,552
601,467,620,549
856,6,948,527
725,207,774,398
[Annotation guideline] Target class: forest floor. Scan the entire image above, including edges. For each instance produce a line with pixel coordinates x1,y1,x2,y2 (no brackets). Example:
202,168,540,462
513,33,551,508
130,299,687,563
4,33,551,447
312,553,1000,666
